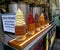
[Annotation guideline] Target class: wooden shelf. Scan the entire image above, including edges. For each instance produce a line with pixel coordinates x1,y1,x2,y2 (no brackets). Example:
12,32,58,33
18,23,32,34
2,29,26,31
8,24,51,50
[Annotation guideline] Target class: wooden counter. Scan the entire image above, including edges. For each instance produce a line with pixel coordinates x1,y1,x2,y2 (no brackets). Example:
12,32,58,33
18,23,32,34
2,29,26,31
8,24,51,50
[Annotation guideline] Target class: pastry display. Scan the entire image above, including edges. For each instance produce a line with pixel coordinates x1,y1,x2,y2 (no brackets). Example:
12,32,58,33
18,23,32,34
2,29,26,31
15,8,26,41
35,12,40,31
39,13,45,29
27,11,35,35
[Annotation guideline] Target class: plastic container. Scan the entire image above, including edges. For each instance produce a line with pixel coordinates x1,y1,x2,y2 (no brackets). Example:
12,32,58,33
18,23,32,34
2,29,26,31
35,12,40,31
15,9,26,41
9,2,18,13
27,11,35,35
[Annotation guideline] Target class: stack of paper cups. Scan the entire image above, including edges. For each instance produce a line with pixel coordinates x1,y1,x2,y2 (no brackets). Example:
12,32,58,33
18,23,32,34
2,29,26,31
9,2,18,13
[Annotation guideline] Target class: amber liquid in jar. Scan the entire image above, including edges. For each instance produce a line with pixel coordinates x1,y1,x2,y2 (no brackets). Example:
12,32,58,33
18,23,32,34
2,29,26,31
15,25,26,41
15,25,26,36
27,11,35,35
27,23,35,31
35,12,40,31
27,23,35,35
40,13,45,29
15,9,26,41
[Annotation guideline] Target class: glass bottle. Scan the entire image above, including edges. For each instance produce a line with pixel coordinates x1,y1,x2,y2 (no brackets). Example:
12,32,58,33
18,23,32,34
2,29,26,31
15,8,26,41
39,13,45,29
27,11,35,35
35,12,40,31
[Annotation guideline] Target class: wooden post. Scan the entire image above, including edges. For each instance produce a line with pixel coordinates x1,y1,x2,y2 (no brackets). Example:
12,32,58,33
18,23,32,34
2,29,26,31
0,13,4,50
